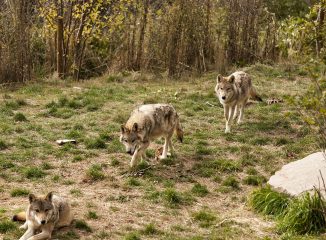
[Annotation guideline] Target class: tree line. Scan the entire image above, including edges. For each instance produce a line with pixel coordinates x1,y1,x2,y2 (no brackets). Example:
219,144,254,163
0,0,325,84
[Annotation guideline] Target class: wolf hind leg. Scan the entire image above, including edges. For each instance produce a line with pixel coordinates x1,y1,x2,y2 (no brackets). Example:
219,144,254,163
233,105,239,120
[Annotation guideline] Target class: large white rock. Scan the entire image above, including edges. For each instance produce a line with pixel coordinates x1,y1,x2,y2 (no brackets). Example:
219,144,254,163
268,152,326,196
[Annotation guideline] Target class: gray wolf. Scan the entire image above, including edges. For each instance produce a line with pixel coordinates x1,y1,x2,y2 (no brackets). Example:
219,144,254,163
120,104,183,168
13,192,73,240
215,71,262,133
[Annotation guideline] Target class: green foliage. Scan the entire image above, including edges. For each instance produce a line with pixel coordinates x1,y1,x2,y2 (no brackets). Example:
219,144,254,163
249,186,290,216
243,175,266,186
0,140,8,150
278,192,326,235
222,176,240,189
141,223,159,235
85,137,106,149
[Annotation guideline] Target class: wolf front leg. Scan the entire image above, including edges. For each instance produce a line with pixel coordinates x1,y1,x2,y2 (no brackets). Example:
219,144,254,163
19,225,34,240
130,148,140,168
224,105,230,133
27,225,53,240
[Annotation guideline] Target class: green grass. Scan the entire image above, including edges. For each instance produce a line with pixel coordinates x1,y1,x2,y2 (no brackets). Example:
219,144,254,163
0,220,17,233
85,137,107,149
192,209,217,228
86,211,99,220
10,188,30,197
191,183,209,197
243,175,266,186
86,164,105,181
23,167,46,179
124,232,141,240
74,219,92,232
141,223,160,235
13,112,27,122
278,192,326,235
0,140,8,150
222,176,240,189
249,186,290,217
0,64,321,239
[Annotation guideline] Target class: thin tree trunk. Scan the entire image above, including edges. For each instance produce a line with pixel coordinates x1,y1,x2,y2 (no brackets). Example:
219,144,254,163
134,0,149,70
56,0,64,79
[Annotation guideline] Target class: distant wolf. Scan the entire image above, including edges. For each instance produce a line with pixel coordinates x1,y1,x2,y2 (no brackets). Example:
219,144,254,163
215,71,262,133
120,104,183,168
13,192,73,240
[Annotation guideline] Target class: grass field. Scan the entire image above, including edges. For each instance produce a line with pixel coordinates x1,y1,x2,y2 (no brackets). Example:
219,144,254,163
0,64,322,240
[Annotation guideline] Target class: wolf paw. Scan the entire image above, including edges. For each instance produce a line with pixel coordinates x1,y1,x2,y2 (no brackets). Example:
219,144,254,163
225,128,230,133
19,224,27,230
159,155,167,160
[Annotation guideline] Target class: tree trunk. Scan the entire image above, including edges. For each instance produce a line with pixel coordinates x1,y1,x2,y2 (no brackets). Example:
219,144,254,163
134,0,149,70
56,0,64,79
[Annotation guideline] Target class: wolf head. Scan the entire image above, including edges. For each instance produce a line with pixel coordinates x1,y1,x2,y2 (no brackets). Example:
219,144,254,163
120,123,141,155
28,192,54,225
215,74,236,103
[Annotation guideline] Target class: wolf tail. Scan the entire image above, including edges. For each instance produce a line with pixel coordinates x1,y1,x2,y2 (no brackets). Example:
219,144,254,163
175,114,184,143
250,86,263,102
12,211,26,222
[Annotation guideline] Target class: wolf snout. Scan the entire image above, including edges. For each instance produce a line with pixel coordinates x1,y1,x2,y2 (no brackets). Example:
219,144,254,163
127,150,133,155
41,220,46,225
222,96,226,100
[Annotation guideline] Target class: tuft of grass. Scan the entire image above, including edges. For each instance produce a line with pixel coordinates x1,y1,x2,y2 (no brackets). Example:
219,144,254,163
14,112,28,122
86,211,99,220
86,164,105,181
243,175,266,186
74,219,92,232
0,220,17,233
162,188,183,207
124,232,141,240
0,140,8,150
222,176,240,189
141,223,159,235
191,183,209,197
278,192,326,235
10,188,30,197
126,177,142,187
192,209,217,228
23,167,46,179
249,186,290,217
85,137,106,149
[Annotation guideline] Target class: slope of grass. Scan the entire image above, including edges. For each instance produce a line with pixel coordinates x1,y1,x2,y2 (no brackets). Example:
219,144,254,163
0,64,320,239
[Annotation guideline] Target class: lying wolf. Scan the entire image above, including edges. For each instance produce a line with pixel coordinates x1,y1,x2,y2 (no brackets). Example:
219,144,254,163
13,192,73,240
215,71,262,133
120,104,183,168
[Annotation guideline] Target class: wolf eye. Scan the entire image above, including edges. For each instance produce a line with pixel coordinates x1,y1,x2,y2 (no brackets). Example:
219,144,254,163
45,209,50,212
35,209,40,213
132,139,136,143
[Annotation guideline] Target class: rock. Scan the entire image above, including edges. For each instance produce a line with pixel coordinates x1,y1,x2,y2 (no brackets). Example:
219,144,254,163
268,152,326,196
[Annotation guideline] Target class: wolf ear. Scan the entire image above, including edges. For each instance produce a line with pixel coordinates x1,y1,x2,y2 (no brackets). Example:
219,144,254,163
121,124,126,133
229,75,235,83
217,75,223,83
132,123,138,132
29,194,36,203
45,192,53,202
